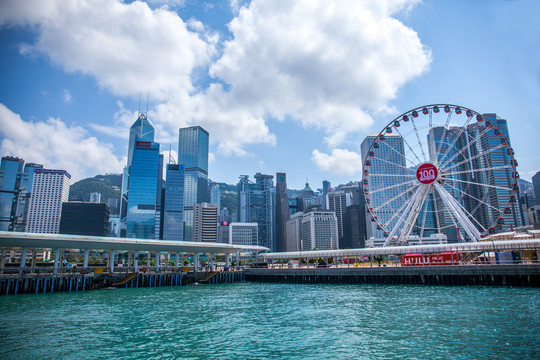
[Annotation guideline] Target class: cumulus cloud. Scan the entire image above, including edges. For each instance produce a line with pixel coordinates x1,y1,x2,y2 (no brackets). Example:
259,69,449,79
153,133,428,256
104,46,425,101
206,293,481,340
0,104,125,182
311,148,364,176
0,0,431,174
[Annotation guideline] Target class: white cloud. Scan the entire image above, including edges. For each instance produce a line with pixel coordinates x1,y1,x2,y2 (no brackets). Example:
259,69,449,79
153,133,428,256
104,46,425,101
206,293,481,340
1,0,215,101
0,103,125,182
311,148,363,176
0,0,430,169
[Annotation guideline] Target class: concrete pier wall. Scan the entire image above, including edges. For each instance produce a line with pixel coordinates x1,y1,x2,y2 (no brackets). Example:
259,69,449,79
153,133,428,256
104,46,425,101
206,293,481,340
245,265,540,287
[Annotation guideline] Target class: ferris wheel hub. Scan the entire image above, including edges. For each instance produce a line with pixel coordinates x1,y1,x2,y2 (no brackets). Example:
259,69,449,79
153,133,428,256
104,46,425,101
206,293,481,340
416,163,438,185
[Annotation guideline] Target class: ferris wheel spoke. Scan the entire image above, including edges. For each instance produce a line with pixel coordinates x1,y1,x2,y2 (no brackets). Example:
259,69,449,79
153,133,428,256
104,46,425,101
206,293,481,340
372,185,417,213
367,178,417,195
382,190,420,228
436,114,474,167
370,153,417,173
441,181,494,231
445,164,513,177
443,177,513,193
394,126,425,166
438,122,492,170
440,142,508,174
432,111,454,160
408,117,428,162
433,182,481,241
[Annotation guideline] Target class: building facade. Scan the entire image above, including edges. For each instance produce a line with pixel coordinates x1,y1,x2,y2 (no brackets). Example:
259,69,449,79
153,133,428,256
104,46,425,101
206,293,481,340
275,172,289,252
301,210,339,250
162,164,185,241
229,222,258,246
60,202,110,236
237,173,275,250
193,202,218,242
342,204,367,249
178,126,209,241
327,191,351,242
285,211,303,251
26,169,71,234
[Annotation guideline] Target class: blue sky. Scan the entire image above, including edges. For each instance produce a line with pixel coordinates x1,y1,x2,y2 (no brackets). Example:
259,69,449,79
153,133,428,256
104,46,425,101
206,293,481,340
0,0,539,190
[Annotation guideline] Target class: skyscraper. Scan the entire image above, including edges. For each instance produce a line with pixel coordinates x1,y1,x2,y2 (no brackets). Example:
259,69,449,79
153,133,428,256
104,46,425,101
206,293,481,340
178,126,209,241
193,202,218,242
163,164,185,241
26,169,71,234
120,113,161,238
327,191,351,243
322,180,331,209
275,172,289,252
237,173,275,250
0,156,24,231
125,140,161,239
360,133,407,239
533,171,540,206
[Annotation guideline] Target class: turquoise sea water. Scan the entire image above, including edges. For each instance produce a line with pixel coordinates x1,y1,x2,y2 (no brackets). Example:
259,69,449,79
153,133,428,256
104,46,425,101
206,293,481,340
0,283,538,359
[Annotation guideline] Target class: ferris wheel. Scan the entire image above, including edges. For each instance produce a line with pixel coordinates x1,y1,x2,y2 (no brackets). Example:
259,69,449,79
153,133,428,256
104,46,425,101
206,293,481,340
361,104,520,246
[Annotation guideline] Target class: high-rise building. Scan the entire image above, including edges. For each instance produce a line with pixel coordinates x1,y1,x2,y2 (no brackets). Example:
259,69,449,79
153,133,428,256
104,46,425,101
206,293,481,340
296,182,317,212
360,133,407,239
342,205,367,248
178,126,209,241
193,202,218,242
327,191,351,242
120,113,162,239
301,210,339,250
285,211,303,251
229,222,258,246
275,172,289,252
163,164,185,241
0,156,25,231
322,180,331,209
26,169,71,234
237,173,275,250
125,140,161,239
533,171,540,206
210,185,221,217
60,202,110,236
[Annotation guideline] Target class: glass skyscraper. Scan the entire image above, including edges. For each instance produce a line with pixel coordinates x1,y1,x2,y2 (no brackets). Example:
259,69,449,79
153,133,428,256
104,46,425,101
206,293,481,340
121,113,162,239
178,126,209,241
360,133,407,239
163,164,185,241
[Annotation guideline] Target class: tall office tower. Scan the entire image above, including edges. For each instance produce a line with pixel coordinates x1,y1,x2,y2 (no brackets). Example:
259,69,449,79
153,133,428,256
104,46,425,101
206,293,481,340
470,114,523,230
120,113,157,237
178,126,209,241
125,140,161,239
301,210,339,250
26,169,71,234
322,180,331,209
533,171,540,205
15,162,43,231
229,222,258,246
360,133,407,239
327,191,351,242
275,172,289,252
193,202,218,242
0,156,24,231
340,183,363,206
163,164,185,241
90,192,101,203
342,205,367,248
286,211,303,251
210,184,221,220
237,173,275,250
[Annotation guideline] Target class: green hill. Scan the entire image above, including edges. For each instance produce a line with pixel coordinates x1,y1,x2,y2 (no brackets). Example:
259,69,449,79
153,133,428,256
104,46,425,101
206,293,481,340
69,174,122,214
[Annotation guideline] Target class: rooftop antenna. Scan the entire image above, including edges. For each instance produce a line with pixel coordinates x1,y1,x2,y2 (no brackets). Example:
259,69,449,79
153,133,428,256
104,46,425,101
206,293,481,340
138,92,142,117
169,144,176,164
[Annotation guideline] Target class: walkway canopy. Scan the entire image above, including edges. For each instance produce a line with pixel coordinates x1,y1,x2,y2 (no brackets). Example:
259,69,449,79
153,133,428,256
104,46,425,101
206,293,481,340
259,239,540,261
0,231,270,254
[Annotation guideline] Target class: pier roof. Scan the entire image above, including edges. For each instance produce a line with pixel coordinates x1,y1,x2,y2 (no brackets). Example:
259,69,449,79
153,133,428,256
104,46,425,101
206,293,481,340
0,231,270,254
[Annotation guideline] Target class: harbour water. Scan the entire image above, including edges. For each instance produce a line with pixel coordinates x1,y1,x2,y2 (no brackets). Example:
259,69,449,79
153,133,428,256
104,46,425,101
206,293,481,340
0,283,538,359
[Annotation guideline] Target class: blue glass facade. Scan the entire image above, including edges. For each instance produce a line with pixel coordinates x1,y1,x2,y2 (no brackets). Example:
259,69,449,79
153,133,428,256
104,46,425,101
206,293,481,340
163,164,185,241
178,126,209,241
126,140,160,239
0,157,24,231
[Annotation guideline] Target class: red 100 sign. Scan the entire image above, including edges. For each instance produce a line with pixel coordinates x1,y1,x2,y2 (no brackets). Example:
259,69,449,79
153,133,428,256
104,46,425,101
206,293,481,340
416,163,438,184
